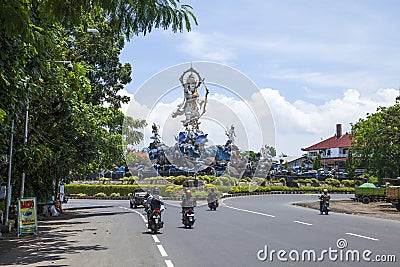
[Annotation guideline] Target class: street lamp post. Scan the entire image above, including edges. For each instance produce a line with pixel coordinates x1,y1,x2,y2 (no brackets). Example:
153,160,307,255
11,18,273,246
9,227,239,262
5,119,14,227
19,99,28,198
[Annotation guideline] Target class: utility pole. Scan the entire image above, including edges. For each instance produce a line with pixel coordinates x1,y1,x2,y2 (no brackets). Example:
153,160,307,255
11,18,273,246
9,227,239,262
5,119,14,226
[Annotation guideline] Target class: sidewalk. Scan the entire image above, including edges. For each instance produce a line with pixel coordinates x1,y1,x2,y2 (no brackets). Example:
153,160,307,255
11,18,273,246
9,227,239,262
0,209,83,266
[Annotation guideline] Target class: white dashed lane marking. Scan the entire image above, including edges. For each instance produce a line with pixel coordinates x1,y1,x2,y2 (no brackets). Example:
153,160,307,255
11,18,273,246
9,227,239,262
165,260,174,267
222,203,275,218
293,220,313,226
345,232,379,241
152,234,160,243
120,206,174,266
157,244,168,257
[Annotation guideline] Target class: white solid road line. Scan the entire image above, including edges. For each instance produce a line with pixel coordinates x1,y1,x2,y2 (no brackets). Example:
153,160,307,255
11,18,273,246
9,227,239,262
120,206,148,223
223,203,275,218
345,232,379,241
157,244,168,257
165,260,175,267
152,235,160,243
293,220,313,226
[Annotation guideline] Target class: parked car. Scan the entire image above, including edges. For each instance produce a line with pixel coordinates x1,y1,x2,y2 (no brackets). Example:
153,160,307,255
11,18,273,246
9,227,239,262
130,188,148,209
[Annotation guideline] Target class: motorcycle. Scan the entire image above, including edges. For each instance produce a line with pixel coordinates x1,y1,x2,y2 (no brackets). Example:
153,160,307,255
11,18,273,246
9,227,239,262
182,207,195,228
320,200,330,215
207,199,218,211
147,198,164,234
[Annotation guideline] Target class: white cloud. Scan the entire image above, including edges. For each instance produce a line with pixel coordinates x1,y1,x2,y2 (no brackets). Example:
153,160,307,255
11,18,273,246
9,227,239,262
180,31,235,63
260,87,398,155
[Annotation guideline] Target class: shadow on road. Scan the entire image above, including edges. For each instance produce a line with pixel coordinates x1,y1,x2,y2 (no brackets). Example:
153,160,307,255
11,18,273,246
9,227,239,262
0,207,129,266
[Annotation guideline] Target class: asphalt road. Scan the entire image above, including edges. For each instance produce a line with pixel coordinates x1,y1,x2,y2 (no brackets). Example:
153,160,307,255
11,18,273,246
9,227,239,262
8,195,397,267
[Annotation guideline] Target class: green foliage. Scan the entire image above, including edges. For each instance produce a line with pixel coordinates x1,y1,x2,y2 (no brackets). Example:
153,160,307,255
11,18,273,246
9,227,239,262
123,117,147,146
367,176,379,184
345,149,357,178
341,179,355,187
66,184,141,196
229,185,354,194
228,186,250,194
284,161,288,170
325,178,340,186
94,192,107,197
247,151,258,162
279,177,286,185
310,178,320,187
0,108,5,124
110,192,120,197
265,145,276,157
240,177,252,183
191,191,207,198
313,154,322,170
351,97,400,178
0,0,198,206
204,184,218,192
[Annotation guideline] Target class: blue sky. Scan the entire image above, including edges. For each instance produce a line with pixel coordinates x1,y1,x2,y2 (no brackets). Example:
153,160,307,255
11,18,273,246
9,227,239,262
120,0,400,156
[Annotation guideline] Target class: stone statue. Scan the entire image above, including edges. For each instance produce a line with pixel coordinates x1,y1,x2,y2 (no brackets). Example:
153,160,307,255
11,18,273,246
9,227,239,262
225,124,236,143
172,67,209,131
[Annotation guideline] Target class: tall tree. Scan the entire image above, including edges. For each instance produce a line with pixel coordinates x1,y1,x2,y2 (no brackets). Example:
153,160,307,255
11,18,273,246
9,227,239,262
0,0,197,201
313,153,322,170
345,148,357,178
351,96,400,179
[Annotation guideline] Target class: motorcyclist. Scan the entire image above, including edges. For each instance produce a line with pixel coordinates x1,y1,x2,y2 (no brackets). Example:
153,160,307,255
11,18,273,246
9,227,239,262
319,188,330,212
181,189,197,219
146,187,165,220
207,187,218,205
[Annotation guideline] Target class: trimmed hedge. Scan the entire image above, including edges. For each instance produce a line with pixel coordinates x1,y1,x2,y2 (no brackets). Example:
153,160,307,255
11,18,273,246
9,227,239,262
228,185,355,194
66,184,142,196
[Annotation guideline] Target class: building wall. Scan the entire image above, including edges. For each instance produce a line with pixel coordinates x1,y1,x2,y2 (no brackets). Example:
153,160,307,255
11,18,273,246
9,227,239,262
306,147,348,159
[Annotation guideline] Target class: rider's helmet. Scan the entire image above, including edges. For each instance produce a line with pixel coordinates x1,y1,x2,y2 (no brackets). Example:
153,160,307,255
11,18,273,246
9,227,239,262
210,188,215,192
186,189,191,196
323,189,328,194
154,187,160,195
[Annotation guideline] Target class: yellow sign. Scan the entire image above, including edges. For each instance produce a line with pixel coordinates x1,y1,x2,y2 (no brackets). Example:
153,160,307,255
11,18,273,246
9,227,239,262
18,197,38,236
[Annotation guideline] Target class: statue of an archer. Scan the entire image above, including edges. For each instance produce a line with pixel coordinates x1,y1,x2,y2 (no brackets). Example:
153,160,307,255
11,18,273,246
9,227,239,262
172,67,209,131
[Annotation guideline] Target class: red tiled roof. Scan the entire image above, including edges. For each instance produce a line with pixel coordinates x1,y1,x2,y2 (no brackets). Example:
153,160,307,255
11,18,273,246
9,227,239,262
302,133,352,151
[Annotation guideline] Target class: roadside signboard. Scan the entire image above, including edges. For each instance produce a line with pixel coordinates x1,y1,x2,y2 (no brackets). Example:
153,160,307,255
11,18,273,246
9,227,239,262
17,197,38,236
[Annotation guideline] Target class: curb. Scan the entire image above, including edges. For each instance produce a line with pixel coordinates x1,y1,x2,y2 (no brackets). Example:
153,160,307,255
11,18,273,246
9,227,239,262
67,191,354,200
221,191,354,199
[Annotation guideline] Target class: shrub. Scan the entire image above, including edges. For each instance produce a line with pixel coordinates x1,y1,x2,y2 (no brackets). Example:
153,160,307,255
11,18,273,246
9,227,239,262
219,176,232,186
341,179,355,187
165,184,183,197
213,178,223,186
204,183,218,192
216,185,232,193
110,193,120,197
325,178,340,186
310,178,320,187
192,191,208,198
66,184,142,196
279,178,286,185
94,192,107,197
